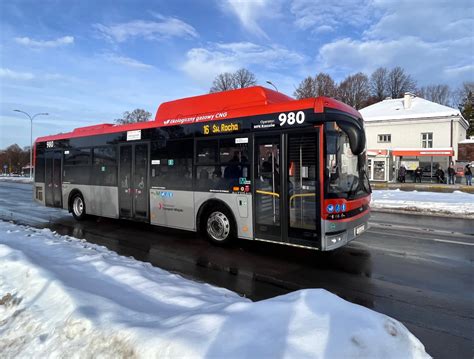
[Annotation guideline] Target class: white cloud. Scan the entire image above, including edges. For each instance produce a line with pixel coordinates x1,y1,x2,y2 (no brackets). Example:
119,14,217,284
220,0,282,39
0,68,35,80
317,37,473,86
102,54,154,69
365,0,474,42
291,0,373,32
14,36,74,48
94,17,198,42
182,42,306,84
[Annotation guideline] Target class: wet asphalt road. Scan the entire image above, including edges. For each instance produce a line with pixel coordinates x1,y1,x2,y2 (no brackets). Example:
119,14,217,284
0,181,472,358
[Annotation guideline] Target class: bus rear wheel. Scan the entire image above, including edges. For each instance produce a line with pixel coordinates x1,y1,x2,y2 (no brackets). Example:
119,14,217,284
71,193,86,221
204,206,235,245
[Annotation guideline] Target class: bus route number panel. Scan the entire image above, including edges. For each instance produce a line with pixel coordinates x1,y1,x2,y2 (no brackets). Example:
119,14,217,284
203,122,240,135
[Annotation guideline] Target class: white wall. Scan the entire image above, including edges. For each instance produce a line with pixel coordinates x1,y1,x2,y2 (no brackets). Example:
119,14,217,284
365,116,467,160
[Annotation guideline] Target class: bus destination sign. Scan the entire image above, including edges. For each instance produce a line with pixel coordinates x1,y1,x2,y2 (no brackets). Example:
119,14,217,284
203,122,240,135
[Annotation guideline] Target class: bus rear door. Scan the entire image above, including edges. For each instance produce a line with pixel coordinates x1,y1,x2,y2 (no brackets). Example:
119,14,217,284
44,150,62,208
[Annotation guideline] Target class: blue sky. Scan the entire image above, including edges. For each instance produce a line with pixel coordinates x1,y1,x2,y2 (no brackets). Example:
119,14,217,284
1,0,473,149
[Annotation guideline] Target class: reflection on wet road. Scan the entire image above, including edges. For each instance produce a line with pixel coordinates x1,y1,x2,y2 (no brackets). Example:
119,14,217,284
0,182,472,358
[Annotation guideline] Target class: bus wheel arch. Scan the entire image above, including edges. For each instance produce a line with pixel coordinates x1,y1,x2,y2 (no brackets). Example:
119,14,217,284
69,189,87,221
197,199,236,245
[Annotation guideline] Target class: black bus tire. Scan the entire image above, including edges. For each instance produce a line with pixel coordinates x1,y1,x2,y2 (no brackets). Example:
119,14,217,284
71,193,87,221
202,205,235,245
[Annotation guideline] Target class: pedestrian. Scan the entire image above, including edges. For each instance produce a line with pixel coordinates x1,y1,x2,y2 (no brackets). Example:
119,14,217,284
447,163,456,185
465,164,472,186
398,165,406,183
414,166,422,183
435,167,445,184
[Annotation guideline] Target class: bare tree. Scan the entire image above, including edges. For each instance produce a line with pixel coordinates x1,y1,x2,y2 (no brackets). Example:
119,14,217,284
454,82,474,137
0,144,29,174
314,73,337,97
418,84,451,106
337,72,370,109
210,69,257,93
370,67,389,101
294,76,316,99
232,68,257,89
210,73,235,93
115,109,152,124
386,67,417,98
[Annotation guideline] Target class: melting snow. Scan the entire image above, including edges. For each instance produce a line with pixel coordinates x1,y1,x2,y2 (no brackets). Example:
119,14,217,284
371,190,474,217
0,220,430,358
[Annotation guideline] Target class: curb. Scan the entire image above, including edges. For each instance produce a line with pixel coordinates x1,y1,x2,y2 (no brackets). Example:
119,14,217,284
370,207,474,220
370,183,474,194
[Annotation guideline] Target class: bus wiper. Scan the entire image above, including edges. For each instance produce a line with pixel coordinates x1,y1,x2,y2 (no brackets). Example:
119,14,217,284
347,176,359,199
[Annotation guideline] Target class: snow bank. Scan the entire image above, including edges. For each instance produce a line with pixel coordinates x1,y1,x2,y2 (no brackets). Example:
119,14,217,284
0,176,33,184
371,190,474,217
0,221,430,358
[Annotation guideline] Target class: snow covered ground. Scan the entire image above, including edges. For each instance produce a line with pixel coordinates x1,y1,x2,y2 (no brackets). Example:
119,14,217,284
0,220,430,358
0,176,33,184
371,190,474,218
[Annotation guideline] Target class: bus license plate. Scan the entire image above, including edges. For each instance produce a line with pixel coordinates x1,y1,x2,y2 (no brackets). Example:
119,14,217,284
355,224,365,235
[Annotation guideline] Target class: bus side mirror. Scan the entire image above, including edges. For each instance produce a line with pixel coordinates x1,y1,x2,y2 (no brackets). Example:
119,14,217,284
337,120,366,155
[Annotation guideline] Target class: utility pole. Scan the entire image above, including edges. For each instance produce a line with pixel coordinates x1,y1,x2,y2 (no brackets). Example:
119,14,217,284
13,110,48,179
266,81,278,92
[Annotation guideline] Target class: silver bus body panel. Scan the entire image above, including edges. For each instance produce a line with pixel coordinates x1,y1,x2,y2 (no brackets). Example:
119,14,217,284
33,182,46,205
150,189,196,231
194,192,253,239
149,190,253,239
61,183,119,219
321,210,370,250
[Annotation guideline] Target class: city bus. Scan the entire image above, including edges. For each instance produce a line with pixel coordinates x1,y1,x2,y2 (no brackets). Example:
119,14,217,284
33,86,371,251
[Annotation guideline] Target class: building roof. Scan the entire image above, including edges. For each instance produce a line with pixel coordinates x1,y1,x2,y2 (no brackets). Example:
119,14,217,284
360,94,464,122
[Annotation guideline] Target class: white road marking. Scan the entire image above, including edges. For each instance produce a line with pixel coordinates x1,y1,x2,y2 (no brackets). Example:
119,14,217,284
368,229,474,246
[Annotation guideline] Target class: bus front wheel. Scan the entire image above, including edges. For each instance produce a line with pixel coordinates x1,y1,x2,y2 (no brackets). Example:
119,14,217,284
203,206,235,245
71,193,87,221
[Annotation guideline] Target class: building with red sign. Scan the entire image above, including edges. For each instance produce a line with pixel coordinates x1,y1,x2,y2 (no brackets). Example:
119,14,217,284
360,93,469,182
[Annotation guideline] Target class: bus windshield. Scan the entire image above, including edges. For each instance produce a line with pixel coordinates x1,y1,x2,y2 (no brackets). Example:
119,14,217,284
326,126,370,199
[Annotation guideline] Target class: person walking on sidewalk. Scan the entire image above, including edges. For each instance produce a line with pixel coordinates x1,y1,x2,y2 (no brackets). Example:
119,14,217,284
435,167,445,184
465,164,472,186
398,165,406,183
414,166,422,183
448,164,456,185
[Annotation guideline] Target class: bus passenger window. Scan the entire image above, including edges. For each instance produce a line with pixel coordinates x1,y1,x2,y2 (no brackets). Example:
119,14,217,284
150,139,193,190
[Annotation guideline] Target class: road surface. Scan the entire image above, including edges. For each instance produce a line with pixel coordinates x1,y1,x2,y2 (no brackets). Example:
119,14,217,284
0,181,472,358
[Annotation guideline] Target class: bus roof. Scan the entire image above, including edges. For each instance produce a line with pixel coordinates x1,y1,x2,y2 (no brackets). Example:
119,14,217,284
36,86,362,143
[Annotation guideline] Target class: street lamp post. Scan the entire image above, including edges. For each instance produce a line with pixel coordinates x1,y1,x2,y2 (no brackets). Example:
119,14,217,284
13,110,49,179
266,81,278,92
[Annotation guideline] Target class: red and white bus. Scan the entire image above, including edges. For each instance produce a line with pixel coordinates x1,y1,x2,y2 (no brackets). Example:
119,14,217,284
33,86,371,250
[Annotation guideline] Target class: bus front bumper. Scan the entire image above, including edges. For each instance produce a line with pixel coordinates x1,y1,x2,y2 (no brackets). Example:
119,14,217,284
321,210,370,251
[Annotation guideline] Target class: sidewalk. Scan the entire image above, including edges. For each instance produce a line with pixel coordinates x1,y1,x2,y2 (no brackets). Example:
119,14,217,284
370,182,474,194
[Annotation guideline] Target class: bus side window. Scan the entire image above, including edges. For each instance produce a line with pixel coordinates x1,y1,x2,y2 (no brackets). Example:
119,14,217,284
195,137,250,192
151,139,193,190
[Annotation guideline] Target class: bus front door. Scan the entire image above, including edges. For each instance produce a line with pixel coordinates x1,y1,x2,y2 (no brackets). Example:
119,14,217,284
44,150,63,208
119,143,149,221
254,131,320,246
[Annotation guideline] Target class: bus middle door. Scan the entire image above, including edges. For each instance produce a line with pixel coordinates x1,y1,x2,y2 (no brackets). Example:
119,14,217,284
119,143,149,221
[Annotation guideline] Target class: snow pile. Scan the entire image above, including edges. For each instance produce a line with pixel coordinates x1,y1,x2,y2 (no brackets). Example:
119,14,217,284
0,221,430,358
0,176,33,184
371,189,474,217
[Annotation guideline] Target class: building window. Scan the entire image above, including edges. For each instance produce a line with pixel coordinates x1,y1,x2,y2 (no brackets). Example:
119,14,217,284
378,134,391,143
421,133,433,148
